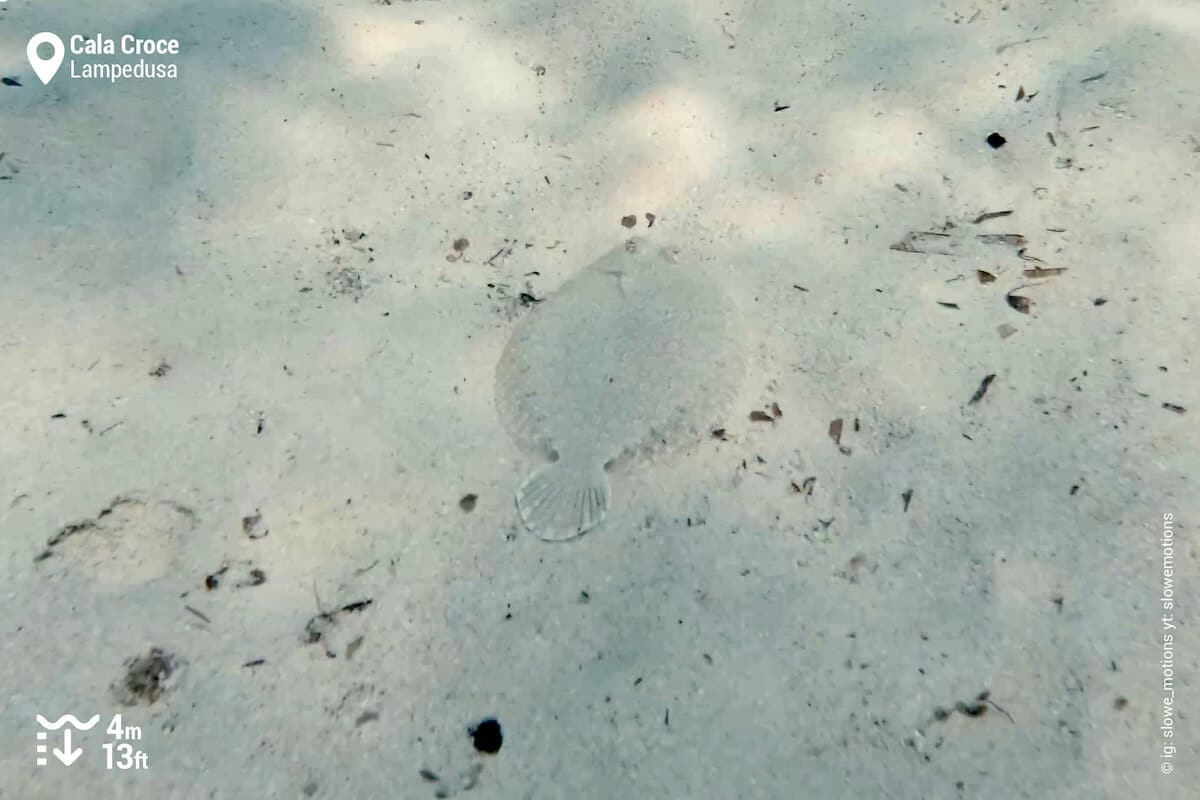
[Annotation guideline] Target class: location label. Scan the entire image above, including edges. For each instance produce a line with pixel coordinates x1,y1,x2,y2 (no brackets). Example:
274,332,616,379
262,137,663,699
27,32,65,85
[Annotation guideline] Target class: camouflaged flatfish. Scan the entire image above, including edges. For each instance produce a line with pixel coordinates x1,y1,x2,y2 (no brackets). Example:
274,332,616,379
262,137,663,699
494,237,744,541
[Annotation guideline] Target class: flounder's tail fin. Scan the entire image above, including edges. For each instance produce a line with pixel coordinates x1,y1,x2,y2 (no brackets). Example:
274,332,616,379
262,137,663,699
516,460,610,541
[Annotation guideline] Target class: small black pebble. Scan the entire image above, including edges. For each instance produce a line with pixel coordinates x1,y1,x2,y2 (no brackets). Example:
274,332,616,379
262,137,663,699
2,77,22,87
469,718,503,754
986,132,1007,149
956,700,988,717
1093,297,1108,306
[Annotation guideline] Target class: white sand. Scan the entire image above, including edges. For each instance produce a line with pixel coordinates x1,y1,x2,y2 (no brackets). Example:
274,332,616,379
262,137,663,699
1,1,1197,798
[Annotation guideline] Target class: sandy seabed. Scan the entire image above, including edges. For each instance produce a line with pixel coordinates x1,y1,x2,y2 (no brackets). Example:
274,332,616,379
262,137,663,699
1,1,1197,798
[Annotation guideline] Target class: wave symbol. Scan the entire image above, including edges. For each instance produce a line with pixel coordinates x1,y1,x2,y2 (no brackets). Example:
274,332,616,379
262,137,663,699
35,714,101,730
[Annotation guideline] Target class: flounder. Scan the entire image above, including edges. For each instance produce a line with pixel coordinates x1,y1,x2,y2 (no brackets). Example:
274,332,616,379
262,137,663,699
494,237,744,540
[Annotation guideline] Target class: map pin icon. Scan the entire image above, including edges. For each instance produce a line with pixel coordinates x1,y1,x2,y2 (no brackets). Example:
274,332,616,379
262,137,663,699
27,32,65,85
